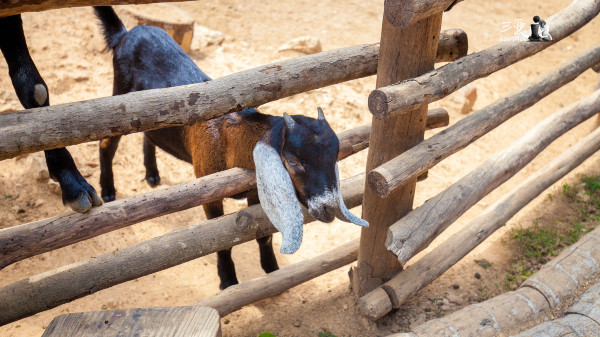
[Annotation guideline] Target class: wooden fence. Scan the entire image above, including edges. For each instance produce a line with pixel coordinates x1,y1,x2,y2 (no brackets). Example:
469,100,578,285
1,0,600,331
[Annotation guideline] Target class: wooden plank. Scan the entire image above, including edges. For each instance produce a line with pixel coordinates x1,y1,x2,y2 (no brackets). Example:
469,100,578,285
368,44,600,198
386,89,600,266
41,306,221,337
0,31,463,161
0,122,376,270
368,0,600,119
350,4,443,296
0,0,196,17
358,123,600,320
0,174,365,326
383,0,462,28
195,239,359,316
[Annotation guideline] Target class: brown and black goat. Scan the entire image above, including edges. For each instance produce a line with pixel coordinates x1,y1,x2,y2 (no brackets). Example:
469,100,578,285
0,15,103,213
93,6,367,290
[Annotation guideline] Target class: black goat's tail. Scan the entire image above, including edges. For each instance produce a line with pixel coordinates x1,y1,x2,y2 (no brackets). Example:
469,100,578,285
93,6,127,50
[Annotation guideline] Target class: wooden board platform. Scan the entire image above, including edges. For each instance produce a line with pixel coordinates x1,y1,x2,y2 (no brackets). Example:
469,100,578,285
41,306,221,337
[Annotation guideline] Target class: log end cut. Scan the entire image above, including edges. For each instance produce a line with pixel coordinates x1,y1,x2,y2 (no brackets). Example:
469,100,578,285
368,90,391,119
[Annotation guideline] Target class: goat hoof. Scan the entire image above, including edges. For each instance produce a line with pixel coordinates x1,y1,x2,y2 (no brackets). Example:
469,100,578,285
65,186,103,213
145,174,161,187
60,174,103,213
219,279,239,290
102,193,116,203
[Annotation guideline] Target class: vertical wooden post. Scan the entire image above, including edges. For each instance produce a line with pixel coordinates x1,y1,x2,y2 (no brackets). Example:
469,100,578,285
351,12,443,296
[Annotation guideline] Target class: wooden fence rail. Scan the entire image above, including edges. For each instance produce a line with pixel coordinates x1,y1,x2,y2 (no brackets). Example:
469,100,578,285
358,121,600,320
383,0,465,28
0,173,365,326
0,30,465,161
0,110,448,271
368,44,600,197
368,0,600,119
387,88,600,265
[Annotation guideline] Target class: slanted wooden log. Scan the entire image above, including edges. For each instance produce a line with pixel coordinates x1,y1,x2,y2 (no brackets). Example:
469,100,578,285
512,314,599,337
369,0,600,119
0,174,365,326
358,124,600,320
0,121,388,269
196,239,359,316
401,225,600,336
42,306,221,337
121,4,195,53
387,89,600,265
0,32,462,161
383,0,464,28
369,45,600,197
351,5,443,297
0,0,197,17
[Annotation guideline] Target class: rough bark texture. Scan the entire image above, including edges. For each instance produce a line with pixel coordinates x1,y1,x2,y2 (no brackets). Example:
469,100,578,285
351,10,443,297
369,45,600,198
41,306,221,337
387,89,600,265
0,0,197,17
195,239,359,316
0,174,365,326
383,0,463,28
369,0,600,119
0,33,463,161
435,29,468,63
401,225,600,337
359,125,600,320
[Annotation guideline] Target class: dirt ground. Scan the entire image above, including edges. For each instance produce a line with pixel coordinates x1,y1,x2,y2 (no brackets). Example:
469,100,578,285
1,0,600,336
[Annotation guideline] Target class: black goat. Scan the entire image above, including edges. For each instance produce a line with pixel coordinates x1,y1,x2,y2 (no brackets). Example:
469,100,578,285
0,14,102,213
93,6,367,290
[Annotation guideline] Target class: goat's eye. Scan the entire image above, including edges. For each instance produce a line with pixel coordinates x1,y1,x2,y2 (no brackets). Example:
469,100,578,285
287,158,299,167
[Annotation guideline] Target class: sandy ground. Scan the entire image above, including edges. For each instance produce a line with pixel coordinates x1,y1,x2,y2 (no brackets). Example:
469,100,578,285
1,0,600,336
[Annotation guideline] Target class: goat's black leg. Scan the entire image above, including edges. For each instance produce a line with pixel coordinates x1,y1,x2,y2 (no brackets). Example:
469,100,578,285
99,136,122,202
248,192,279,274
204,201,239,290
143,134,161,187
0,15,102,213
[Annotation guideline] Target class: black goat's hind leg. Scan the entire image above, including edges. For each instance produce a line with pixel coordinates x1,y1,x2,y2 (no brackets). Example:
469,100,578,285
0,14,102,213
99,136,122,202
143,134,161,187
205,201,240,290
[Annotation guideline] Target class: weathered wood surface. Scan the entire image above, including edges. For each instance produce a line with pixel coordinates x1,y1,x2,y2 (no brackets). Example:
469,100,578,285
387,89,600,265
351,11,443,297
369,44,600,197
393,225,600,337
195,239,359,316
435,29,468,63
121,4,194,53
0,31,463,161
41,306,221,337
0,174,365,326
383,0,465,28
0,0,197,17
359,124,600,320
0,122,380,270
369,0,600,119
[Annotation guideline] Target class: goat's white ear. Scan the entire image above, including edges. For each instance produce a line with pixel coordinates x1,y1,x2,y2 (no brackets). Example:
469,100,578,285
335,164,369,227
253,141,304,254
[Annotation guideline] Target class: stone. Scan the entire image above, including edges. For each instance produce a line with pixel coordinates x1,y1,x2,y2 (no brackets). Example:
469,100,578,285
191,25,225,49
278,36,322,54
28,155,49,182
48,180,62,195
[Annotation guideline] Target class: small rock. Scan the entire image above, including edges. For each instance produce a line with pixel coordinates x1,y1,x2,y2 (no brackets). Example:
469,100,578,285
446,293,464,305
441,298,450,306
293,320,301,327
48,180,62,195
33,199,45,208
440,304,452,311
475,272,481,279
28,155,49,181
191,25,225,49
278,36,322,54
452,284,460,289
223,318,230,324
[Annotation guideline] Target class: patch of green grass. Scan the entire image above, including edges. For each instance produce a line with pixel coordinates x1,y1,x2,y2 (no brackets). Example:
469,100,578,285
258,333,277,337
318,330,337,337
562,183,572,197
475,259,492,269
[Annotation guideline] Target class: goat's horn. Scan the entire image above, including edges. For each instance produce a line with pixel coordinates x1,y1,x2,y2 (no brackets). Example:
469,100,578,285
317,107,325,121
283,112,296,128
33,84,47,106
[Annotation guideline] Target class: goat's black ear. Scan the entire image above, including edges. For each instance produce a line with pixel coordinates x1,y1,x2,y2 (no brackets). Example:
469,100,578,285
335,163,369,227
253,140,304,254
283,112,296,129
317,107,325,121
